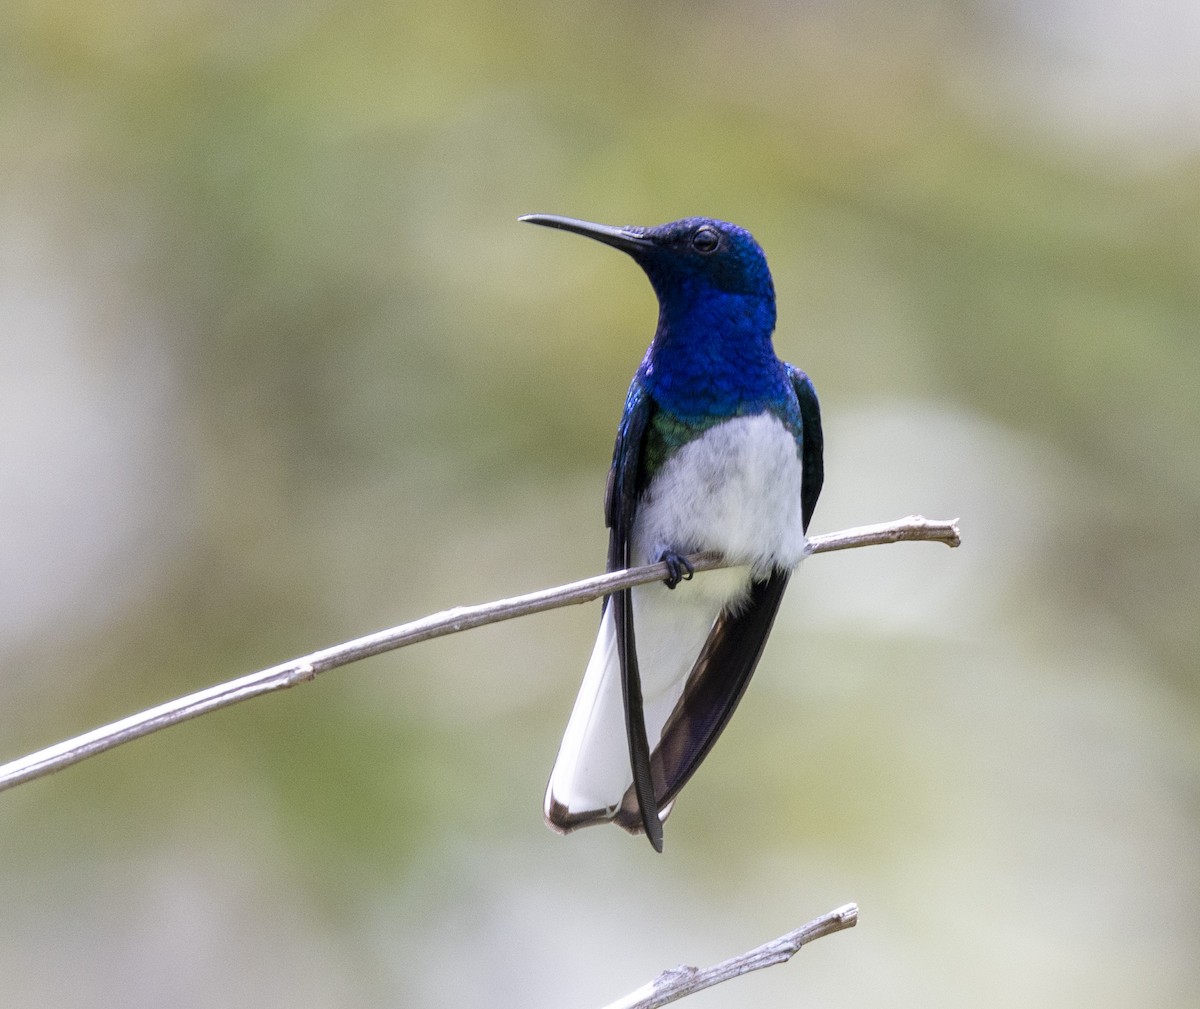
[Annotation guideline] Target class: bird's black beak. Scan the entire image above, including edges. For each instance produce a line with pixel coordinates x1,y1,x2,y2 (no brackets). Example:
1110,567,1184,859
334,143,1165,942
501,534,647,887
519,214,652,255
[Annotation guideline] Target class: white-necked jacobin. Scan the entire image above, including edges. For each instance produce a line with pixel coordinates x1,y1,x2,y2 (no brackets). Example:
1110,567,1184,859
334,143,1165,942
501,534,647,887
521,214,824,852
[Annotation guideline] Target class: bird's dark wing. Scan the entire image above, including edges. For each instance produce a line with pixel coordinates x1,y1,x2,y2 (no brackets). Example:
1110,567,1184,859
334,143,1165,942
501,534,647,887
788,365,824,533
604,379,664,851
613,370,825,831
614,568,792,831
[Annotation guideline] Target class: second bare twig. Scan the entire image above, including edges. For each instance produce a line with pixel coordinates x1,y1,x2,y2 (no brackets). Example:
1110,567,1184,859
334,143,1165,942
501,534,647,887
601,903,859,1009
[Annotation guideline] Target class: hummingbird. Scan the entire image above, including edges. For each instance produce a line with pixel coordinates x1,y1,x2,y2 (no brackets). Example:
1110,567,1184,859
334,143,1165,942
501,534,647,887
521,214,823,852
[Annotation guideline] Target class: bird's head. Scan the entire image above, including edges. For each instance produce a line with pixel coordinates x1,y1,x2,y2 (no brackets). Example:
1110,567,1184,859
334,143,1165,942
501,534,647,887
520,214,775,307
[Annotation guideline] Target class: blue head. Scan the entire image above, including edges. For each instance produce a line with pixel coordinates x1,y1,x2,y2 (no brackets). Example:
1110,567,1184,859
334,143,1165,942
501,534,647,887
522,214,785,417
521,214,774,316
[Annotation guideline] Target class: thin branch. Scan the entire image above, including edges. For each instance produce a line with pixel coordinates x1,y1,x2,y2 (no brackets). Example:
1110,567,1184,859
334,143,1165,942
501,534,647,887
807,514,961,553
0,515,959,794
601,903,859,1009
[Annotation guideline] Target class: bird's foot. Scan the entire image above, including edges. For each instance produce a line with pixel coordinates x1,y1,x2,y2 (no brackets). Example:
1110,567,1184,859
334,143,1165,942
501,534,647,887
658,551,695,590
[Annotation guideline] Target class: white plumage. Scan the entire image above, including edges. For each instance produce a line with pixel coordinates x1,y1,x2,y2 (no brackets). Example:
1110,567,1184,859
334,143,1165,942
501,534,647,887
545,412,808,828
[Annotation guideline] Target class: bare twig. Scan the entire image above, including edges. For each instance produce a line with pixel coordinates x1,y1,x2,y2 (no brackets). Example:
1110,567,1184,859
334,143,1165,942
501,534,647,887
807,514,961,553
601,903,859,1009
0,515,958,794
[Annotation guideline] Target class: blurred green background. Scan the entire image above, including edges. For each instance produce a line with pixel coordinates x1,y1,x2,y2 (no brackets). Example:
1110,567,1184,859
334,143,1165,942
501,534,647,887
2,1,1197,1006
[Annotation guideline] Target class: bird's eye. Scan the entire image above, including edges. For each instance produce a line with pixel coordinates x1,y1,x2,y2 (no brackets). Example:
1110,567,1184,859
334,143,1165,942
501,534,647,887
691,227,720,254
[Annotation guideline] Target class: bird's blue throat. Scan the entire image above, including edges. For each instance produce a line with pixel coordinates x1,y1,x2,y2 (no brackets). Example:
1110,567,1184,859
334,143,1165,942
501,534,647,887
640,287,786,420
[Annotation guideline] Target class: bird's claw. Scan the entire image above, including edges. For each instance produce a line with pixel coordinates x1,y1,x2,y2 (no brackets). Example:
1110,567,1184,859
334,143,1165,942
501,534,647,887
659,551,695,590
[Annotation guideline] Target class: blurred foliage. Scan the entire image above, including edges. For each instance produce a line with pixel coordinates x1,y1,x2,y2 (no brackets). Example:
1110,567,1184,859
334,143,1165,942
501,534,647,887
1,1,1197,1007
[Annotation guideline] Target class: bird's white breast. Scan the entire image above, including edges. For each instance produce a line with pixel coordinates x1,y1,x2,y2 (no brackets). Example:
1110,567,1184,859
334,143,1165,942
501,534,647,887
544,411,810,827
631,411,809,577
